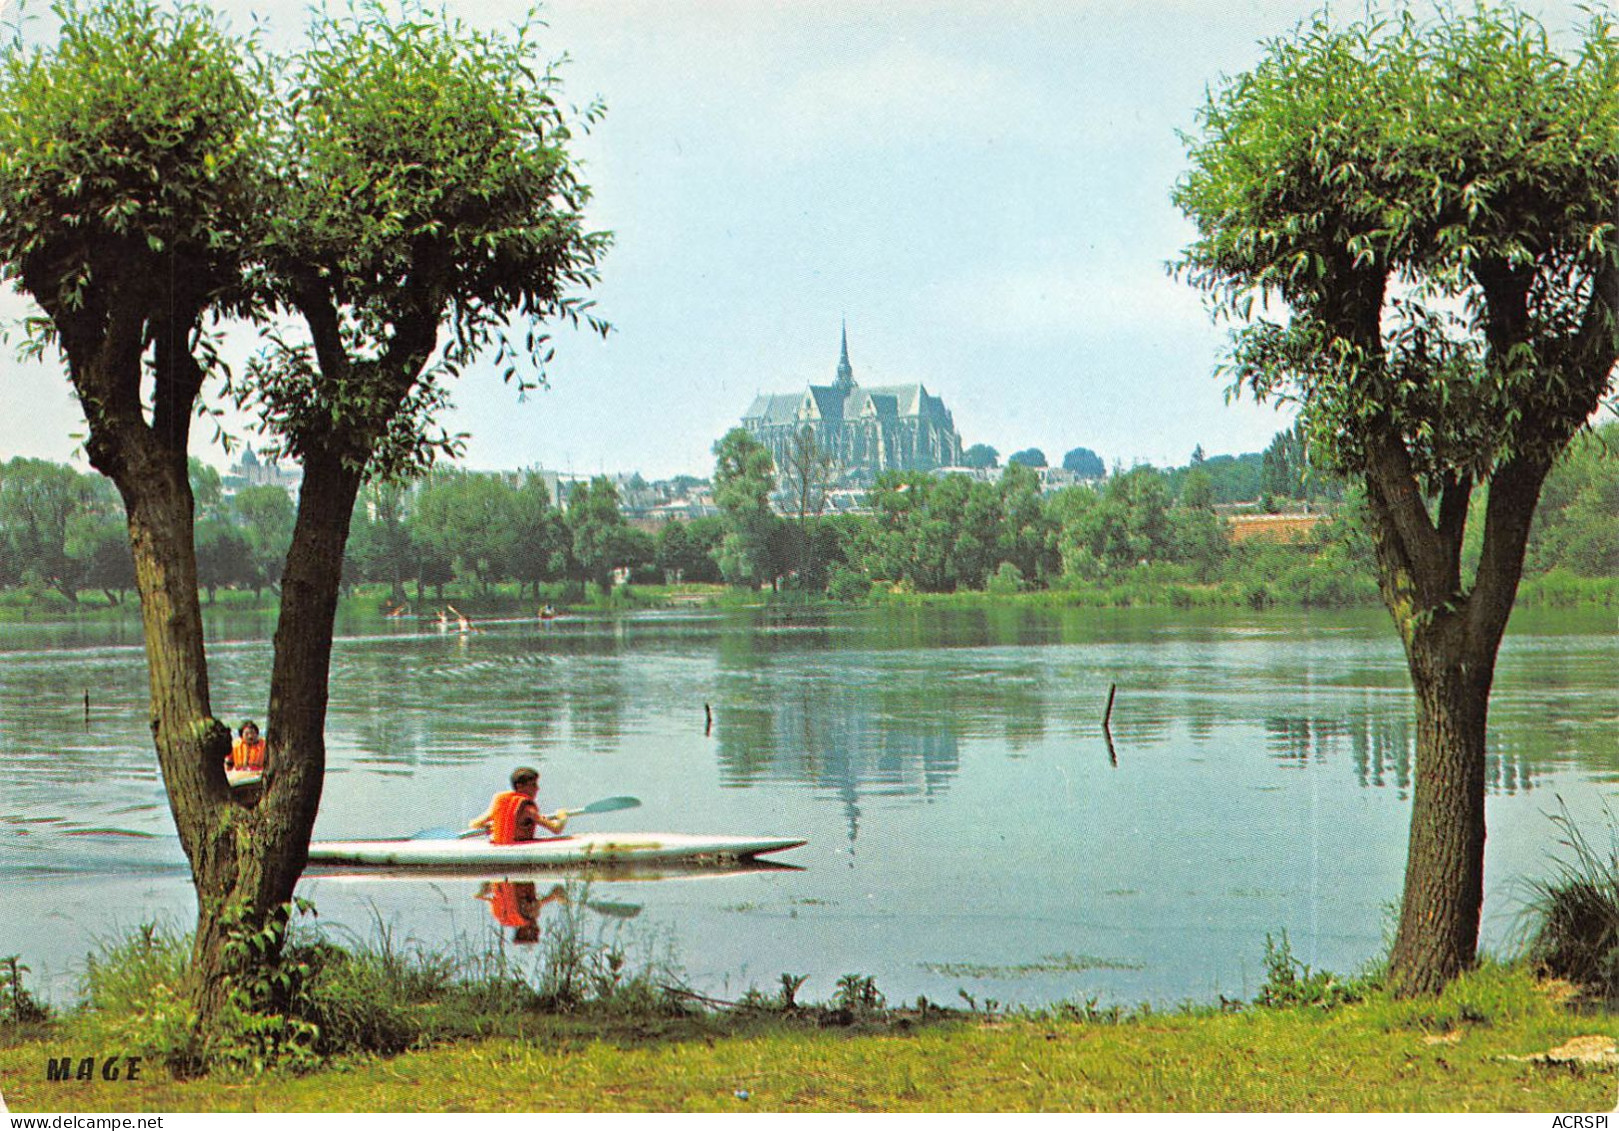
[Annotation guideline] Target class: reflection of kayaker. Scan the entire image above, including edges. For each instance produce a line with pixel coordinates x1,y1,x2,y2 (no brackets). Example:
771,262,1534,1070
477,880,566,944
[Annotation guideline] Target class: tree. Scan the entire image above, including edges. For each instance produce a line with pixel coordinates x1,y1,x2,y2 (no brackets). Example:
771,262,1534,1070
1062,447,1105,478
1008,447,1047,468
508,473,568,598
1175,7,1619,994
712,428,782,588
344,479,414,601
961,443,999,470
781,426,836,583
229,485,295,596
566,477,629,591
0,458,94,601
0,0,605,1037
413,472,518,593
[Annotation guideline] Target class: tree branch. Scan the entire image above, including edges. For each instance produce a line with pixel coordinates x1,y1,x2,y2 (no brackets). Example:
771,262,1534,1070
1363,423,1451,603
1465,455,1549,657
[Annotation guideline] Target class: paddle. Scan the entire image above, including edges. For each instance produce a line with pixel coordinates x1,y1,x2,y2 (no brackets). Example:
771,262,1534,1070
410,795,641,841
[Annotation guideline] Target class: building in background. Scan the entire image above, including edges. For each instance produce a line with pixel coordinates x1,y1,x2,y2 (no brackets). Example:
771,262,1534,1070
741,327,963,484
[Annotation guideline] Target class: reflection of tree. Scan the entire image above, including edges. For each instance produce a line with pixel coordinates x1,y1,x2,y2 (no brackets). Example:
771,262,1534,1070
1264,711,1542,799
565,665,624,751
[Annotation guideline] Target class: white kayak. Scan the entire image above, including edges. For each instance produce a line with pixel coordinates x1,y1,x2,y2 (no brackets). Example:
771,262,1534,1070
306,831,807,869
227,769,262,788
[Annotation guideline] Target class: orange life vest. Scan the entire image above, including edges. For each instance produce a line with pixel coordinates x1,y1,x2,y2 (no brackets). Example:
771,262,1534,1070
489,791,537,845
230,737,266,772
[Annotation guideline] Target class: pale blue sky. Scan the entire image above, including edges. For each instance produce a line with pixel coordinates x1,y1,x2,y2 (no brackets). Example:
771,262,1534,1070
0,0,1603,478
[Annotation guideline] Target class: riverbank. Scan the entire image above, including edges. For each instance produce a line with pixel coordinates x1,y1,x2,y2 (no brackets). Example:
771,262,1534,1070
0,964,1611,1112
3,564,1612,629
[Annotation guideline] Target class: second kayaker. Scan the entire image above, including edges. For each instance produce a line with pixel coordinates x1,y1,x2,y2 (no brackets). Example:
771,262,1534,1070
227,720,266,773
470,765,569,844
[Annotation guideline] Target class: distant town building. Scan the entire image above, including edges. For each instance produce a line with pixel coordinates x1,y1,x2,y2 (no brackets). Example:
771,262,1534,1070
741,327,964,484
222,448,302,498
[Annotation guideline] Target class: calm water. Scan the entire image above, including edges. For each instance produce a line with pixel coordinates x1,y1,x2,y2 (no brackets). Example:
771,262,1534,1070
1,604,1614,1008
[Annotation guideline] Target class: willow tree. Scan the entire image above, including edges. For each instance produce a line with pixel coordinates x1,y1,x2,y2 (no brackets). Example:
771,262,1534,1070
1175,7,1618,994
0,0,606,1034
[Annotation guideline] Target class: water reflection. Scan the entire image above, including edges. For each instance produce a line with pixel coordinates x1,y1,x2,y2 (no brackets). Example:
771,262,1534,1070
715,686,960,846
3,605,1614,1013
476,880,567,944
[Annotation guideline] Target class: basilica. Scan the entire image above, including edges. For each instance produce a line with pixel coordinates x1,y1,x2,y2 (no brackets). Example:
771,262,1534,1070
741,328,963,484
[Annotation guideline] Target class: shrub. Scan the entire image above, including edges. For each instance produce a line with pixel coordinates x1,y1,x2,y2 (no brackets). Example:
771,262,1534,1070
1525,805,1619,1005
0,955,49,1025
1254,931,1364,1010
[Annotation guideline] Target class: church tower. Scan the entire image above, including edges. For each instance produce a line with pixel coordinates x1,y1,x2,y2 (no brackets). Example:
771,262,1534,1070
833,320,855,393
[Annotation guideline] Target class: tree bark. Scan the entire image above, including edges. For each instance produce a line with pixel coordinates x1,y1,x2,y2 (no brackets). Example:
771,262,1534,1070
1370,453,1549,996
1385,618,1492,995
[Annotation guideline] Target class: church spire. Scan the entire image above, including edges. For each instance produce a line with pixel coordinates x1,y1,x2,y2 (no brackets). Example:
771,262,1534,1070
834,320,855,392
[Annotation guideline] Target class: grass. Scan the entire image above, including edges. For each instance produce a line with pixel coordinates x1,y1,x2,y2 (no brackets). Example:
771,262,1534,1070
0,961,1611,1112
0,905,1613,1112
1524,805,1619,1007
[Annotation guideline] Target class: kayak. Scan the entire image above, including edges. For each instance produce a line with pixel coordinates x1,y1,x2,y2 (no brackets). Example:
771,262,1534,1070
306,831,807,869
227,769,262,788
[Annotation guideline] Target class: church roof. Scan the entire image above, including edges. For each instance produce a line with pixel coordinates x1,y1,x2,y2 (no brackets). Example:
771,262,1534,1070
743,331,956,429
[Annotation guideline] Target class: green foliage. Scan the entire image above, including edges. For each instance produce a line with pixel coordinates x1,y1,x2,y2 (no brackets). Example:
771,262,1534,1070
832,973,886,1017
1176,6,1619,487
0,0,267,323
1255,931,1367,1011
566,477,641,591
712,429,783,588
1007,448,1047,468
74,923,199,1068
1526,422,1619,579
961,444,999,470
0,956,48,1026
242,1,609,479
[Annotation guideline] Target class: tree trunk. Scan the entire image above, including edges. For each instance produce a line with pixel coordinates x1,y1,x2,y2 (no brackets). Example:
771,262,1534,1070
1386,621,1493,995
186,454,363,1025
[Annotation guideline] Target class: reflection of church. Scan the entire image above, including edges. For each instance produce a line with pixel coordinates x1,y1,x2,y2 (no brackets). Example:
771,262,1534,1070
741,327,964,484
716,686,961,847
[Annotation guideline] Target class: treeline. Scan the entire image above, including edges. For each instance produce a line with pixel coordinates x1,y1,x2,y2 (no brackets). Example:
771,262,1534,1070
2,422,1613,609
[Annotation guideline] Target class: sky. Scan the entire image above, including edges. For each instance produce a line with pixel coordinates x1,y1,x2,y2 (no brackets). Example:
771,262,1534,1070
0,0,1603,479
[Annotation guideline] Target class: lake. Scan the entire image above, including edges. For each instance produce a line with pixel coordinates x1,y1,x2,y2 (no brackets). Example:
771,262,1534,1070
1,603,1613,1010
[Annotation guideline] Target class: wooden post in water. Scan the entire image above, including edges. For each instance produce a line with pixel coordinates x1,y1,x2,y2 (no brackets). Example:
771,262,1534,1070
704,703,713,736
84,689,90,728
1102,683,1117,766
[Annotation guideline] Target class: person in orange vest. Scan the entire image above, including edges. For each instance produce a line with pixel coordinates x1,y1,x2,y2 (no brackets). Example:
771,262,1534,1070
227,720,266,773
469,766,568,844
476,880,567,944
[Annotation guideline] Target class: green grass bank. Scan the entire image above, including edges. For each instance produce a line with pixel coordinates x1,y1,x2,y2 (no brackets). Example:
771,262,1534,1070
0,963,1613,1112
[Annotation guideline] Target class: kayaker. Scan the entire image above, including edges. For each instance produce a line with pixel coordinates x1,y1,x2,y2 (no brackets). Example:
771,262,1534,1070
469,766,568,844
227,720,266,773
